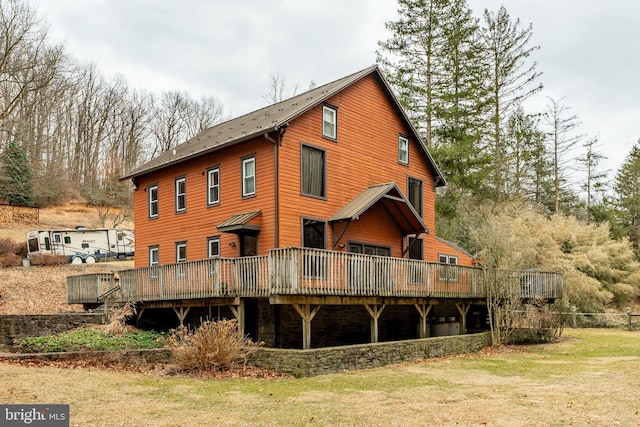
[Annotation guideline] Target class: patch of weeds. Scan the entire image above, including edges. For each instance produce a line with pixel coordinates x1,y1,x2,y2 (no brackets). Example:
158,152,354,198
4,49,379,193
19,328,166,353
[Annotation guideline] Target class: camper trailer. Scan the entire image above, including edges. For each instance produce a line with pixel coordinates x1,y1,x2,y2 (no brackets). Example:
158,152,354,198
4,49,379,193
26,228,134,263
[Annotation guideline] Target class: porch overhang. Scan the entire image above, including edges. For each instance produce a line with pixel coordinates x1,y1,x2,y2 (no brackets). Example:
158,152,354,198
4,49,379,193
328,182,428,235
217,210,262,233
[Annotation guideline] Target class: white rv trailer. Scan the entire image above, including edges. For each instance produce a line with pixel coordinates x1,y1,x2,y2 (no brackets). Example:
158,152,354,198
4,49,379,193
26,228,134,264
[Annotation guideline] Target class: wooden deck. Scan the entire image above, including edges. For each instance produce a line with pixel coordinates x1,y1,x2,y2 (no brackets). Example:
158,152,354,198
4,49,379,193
67,247,563,304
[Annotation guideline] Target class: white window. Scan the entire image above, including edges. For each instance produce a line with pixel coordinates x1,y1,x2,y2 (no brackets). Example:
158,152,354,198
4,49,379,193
148,184,158,218
149,246,159,266
207,167,220,206
322,105,337,139
175,177,186,212
242,157,256,197
399,135,409,164
208,237,220,258
176,242,187,278
438,254,458,282
176,242,187,263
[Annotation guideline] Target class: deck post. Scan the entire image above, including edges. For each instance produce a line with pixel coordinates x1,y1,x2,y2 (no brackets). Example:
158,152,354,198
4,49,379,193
365,304,385,343
229,300,245,335
136,307,145,328
455,303,471,334
173,306,190,326
414,303,432,338
292,304,321,349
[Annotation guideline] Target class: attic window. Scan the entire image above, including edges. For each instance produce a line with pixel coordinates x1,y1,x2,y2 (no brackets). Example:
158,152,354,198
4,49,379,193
399,135,409,164
322,105,337,140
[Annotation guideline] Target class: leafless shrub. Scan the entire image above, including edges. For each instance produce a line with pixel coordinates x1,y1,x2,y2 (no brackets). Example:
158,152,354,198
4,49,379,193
99,302,137,335
0,238,25,256
29,253,68,266
0,253,21,267
169,319,262,371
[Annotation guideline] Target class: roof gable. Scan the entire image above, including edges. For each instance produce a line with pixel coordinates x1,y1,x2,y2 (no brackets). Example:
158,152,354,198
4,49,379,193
123,66,445,186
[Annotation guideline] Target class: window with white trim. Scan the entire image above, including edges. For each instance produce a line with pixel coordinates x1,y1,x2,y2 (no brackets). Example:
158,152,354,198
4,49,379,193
207,167,220,206
148,184,158,218
322,105,337,139
175,177,186,213
149,246,159,280
438,254,458,282
208,237,220,258
398,135,409,164
242,157,256,197
176,242,187,278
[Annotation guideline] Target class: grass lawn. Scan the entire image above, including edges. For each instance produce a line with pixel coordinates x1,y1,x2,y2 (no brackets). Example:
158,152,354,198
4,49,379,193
1,328,639,426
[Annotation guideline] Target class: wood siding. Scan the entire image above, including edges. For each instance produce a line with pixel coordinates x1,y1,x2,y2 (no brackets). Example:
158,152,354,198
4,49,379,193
277,74,437,258
133,139,276,267
133,73,454,267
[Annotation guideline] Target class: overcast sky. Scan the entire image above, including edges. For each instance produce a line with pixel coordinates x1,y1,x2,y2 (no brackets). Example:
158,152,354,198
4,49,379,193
36,0,640,186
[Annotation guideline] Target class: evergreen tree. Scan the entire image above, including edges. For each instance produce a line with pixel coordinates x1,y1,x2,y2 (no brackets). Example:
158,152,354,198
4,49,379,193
480,6,542,200
0,140,34,206
613,141,640,252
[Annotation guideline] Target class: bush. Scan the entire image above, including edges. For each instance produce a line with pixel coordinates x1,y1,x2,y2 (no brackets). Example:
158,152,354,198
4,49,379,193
0,238,26,256
19,328,166,353
169,319,261,372
29,253,69,266
0,253,21,267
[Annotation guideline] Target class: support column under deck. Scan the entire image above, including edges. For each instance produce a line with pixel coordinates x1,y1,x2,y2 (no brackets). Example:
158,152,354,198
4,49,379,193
364,304,386,343
173,307,190,326
229,300,245,336
455,303,471,335
414,303,432,338
292,304,321,350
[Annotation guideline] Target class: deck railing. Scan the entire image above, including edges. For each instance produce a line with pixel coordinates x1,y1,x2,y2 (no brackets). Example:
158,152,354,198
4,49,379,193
67,273,117,304
67,247,563,303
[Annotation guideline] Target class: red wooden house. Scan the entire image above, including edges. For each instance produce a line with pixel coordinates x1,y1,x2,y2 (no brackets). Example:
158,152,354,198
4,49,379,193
68,66,562,349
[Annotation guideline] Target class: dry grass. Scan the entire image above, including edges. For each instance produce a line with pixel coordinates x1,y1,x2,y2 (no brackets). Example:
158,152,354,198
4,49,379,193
0,261,133,314
0,329,638,426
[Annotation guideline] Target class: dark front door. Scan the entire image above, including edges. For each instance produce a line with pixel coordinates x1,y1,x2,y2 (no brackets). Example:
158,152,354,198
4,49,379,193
240,232,258,257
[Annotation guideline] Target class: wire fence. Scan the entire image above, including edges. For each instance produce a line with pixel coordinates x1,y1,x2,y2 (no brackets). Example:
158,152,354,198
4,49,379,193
563,311,640,330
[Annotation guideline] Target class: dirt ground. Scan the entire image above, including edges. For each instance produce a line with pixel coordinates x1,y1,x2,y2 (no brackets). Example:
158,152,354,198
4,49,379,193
0,329,638,426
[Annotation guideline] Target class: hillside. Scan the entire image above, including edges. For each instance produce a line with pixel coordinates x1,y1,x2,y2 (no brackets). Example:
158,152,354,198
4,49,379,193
0,204,134,315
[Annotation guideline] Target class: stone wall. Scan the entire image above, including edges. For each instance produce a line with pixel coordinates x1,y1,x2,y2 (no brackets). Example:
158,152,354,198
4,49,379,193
0,204,39,225
248,332,492,377
0,313,103,351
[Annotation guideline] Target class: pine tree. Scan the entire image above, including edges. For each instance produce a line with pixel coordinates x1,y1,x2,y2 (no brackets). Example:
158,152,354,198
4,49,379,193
614,141,640,252
577,136,608,224
480,6,542,200
0,140,34,206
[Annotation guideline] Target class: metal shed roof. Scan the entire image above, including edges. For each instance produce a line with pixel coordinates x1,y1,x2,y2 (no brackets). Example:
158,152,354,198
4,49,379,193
217,210,262,233
329,182,428,235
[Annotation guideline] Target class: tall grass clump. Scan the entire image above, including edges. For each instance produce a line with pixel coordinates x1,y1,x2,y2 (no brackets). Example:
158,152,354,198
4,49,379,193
169,319,261,371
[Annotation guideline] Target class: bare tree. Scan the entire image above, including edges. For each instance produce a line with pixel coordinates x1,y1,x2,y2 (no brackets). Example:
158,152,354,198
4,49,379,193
542,97,584,213
0,0,63,128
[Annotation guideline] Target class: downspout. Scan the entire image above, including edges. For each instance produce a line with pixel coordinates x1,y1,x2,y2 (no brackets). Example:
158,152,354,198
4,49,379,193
264,123,288,248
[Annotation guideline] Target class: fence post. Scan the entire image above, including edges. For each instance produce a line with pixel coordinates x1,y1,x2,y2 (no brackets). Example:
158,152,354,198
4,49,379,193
571,306,577,328
627,307,632,331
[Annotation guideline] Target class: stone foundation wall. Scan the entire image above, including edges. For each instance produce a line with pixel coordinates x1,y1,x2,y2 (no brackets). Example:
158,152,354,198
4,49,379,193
248,332,492,377
0,313,103,351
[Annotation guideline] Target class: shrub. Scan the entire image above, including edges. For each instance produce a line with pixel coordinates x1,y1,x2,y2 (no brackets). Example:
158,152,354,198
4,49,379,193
29,253,69,266
19,328,166,353
0,238,25,256
169,319,261,372
0,253,21,267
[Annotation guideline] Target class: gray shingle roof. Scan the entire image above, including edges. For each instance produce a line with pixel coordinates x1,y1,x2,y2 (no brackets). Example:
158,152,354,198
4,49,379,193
122,65,445,187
